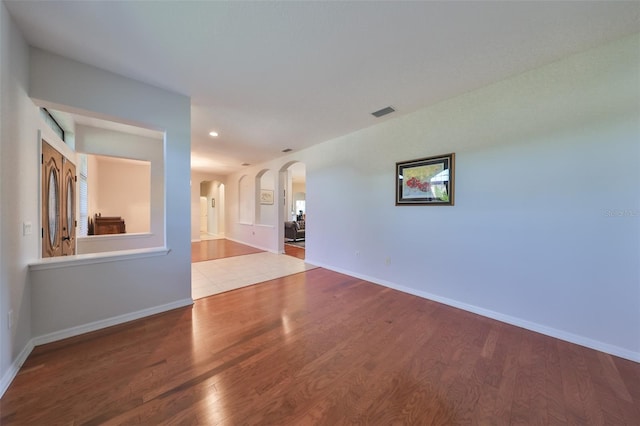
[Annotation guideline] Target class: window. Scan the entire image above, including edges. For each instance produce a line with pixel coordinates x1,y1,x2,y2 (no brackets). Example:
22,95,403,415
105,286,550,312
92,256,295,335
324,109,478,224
40,108,65,142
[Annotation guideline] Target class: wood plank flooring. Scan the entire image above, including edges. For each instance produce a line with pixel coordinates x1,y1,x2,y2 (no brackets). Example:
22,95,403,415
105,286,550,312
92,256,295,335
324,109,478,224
284,243,305,260
191,238,263,262
1,268,639,424
193,237,305,262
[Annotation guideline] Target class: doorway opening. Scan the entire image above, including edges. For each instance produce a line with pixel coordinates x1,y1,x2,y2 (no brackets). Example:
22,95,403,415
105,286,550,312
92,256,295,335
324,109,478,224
279,162,306,259
199,180,225,240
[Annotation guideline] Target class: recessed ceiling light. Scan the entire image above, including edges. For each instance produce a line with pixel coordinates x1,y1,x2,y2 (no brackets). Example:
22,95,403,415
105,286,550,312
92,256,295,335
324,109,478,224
209,131,219,137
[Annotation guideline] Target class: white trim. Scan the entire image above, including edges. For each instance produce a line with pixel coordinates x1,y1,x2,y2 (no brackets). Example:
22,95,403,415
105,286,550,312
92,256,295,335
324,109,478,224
0,340,35,398
1,298,193,398
32,298,193,346
77,232,154,242
28,246,170,271
306,258,640,363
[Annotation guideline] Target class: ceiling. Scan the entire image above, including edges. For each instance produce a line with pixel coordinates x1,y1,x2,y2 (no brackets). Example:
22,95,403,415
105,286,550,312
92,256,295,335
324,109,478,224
5,1,640,176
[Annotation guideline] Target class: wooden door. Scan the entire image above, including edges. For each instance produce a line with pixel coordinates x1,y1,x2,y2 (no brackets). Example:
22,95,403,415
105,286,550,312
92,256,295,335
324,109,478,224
61,157,76,255
42,141,63,257
42,141,76,257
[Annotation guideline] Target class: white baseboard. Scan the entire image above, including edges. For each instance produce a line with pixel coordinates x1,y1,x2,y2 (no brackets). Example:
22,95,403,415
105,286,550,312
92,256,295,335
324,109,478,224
0,340,35,398
33,298,194,347
1,298,193,398
224,237,278,254
306,259,640,363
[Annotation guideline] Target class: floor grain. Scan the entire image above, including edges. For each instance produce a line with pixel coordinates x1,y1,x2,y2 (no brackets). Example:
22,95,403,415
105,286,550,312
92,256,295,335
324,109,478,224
1,268,638,425
192,239,263,262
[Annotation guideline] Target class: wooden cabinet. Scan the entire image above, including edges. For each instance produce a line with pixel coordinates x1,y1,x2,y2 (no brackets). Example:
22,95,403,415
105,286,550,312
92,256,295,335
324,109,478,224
94,215,126,235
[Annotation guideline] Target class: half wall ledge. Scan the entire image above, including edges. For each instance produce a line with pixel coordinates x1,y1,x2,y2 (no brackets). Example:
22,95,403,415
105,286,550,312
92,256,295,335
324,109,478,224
28,247,171,271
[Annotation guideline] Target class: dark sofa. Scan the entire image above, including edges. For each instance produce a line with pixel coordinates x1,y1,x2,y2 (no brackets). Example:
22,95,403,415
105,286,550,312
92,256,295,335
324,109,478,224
284,221,305,241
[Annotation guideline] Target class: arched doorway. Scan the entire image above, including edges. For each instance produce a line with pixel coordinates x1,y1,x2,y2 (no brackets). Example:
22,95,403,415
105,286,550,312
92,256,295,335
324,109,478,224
199,180,225,239
279,162,306,258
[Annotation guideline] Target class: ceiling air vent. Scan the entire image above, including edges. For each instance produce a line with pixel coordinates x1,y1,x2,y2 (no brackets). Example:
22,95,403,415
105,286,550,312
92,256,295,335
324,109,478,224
371,106,395,118
241,163,250,166
282,148,292,153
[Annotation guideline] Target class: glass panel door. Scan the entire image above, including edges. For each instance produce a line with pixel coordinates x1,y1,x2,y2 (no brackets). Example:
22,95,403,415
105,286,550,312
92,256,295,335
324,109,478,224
61,157,76,255
47,168,59,248
42,141,63,257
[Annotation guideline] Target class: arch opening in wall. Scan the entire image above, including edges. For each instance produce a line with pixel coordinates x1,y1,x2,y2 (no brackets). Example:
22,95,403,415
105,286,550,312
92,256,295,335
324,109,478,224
256,169,275,225
199,180,225,239
278,161,306,257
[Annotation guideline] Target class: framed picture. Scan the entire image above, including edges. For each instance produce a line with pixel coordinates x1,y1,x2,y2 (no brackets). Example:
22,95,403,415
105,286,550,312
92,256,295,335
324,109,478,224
260,189,274,205
211,198,215,208
396,153,455,206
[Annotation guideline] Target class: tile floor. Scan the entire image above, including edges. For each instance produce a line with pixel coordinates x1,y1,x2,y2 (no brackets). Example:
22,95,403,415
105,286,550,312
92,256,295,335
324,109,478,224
191,251,316,300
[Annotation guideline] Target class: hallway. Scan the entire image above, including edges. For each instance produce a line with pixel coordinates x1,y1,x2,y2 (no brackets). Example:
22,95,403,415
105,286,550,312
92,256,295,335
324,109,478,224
191,239,314,300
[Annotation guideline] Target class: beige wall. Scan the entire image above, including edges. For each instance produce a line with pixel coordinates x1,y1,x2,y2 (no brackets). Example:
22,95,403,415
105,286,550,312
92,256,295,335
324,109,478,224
292,181,305,194
87,154,99,223
93,155,150,233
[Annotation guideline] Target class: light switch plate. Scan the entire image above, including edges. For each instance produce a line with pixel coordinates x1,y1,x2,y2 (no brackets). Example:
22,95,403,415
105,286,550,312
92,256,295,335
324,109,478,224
23,221,32,236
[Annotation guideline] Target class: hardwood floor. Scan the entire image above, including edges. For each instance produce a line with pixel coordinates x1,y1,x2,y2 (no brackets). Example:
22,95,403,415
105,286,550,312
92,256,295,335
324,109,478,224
193,237,305,262
284,243,305,260
1,268,639,424
192,238,263,262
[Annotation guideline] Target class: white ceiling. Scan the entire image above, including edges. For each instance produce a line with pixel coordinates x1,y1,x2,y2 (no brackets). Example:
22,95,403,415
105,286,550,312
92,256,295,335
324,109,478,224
5,1,640,176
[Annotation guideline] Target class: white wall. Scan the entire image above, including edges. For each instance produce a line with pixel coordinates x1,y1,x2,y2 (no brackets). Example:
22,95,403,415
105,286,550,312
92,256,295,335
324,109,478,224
0,1,33,393
217,184,225,236
226,34,640,361
87,153,98,218
257,170,276,225
225,169,282,252
27,49,192,338
203,181,224,236
0,7,4,386
206,185,216,234
238,175,252,225
190,171,226,241
198,180,217,235
0,6,80,394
